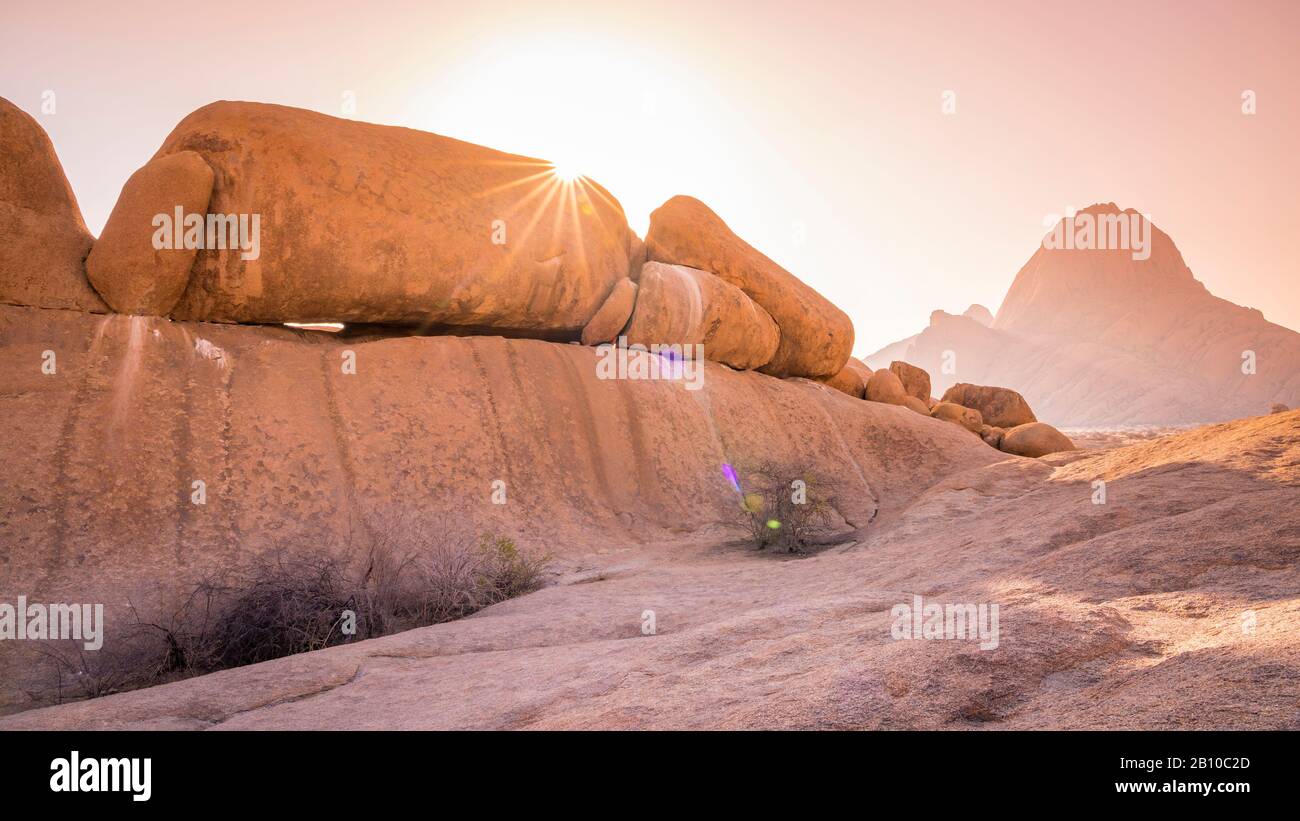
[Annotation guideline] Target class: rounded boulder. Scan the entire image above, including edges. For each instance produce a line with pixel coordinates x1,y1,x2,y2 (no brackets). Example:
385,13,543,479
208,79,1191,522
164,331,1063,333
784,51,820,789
1000,422,1075,457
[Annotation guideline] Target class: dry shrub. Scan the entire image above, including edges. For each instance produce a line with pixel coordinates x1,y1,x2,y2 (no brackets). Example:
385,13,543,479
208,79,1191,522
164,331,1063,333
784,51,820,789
732,461,840,553
28,521,549,704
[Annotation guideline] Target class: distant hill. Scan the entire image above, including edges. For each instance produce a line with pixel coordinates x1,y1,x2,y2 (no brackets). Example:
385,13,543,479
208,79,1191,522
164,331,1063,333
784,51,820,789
867,203,1300,426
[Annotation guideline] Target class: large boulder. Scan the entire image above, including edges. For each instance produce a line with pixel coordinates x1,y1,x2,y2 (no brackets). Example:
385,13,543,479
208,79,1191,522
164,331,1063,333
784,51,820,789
889,360,931,402
1000,422,1075,457
93,101,633,328
645,195,853,378
865,367,908,406
622,262,779,370
820,363,866,398
0,97,106,312
902,396,930,415
979,424,1006,449
87,152,215,315
581,278,637,346
930,401,983,433
941,383,1037,429
844,356,872,384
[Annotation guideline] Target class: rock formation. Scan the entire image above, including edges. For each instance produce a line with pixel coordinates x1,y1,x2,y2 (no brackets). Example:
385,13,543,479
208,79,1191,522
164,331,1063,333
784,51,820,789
930,401,983,433
580,278,637,346
3,108,1295,732
621,262,779,370
962,303,994,327
864,367,908,405
889,360,931,402
89,101,634,330
7,402,1294,730
0,302,984,712
87,151,214,315
0,97,106,312
645,195,853,378
820,363,866,398
940,383,1035,429
867,204,1300,427
1000,422,1075,458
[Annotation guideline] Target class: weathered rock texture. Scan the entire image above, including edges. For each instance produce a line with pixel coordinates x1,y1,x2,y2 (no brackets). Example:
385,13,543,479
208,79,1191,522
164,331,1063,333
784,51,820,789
622,262,779,370
6,403,1296,730
93,101,633,329
86,152,215,315
580,278,637,346
941,382,1036,429
1001,422,1075,457
645,195,853,378
889,360,931,402
0,302,994,712
867,204,1300,426
820,363,866,398
0,97,106,312
844,356,872,385
930,401,983,433
865,367,908,406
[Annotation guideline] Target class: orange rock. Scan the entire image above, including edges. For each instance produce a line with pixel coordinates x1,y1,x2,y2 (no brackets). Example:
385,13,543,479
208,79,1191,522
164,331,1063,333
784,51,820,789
97,101,633,328
889,360,931,402
903,396,930,415
979,424,1006,448
87,152,214,315
645,195,853,378
0,97,105,312
931,401,983,433
581,279,637,346
821,363,866,398
941,383,1036,429
1000,422,1075,457
845,356,873,384
623,262,778,370
865,368,908,406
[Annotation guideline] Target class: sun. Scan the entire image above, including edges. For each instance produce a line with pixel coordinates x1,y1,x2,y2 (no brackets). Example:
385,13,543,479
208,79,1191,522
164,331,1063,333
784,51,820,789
549,161,583,182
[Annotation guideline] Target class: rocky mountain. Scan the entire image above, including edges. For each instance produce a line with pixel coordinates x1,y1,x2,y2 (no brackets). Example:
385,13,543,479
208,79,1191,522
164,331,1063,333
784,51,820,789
866,203,1300,427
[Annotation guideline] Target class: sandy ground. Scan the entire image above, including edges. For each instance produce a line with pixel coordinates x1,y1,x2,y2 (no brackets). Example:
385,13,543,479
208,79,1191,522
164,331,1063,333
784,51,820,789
5,411,1297,730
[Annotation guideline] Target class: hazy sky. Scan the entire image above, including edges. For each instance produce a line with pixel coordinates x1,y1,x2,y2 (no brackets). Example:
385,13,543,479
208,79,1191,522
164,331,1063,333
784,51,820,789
3,0,1297,353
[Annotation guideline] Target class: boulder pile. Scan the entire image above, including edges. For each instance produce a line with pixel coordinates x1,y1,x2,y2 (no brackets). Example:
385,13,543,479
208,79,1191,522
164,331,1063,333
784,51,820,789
4,95,1073,461
852,359,1074,458
72,100,856,380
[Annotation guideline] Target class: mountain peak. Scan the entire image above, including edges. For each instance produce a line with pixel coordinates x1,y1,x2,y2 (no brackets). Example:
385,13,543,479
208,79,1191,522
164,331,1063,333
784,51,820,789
994,204,1204,336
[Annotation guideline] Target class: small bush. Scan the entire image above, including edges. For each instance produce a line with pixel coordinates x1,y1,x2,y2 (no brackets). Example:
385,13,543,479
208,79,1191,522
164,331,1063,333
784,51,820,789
28,524,549,705
732,461,840,553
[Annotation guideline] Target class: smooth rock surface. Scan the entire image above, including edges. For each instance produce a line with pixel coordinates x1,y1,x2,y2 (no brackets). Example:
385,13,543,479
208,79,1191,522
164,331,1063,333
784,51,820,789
865,367,908,406
102,101,634,329
6,410,1297,729
0,97,106,312
941,382,1037,429
931,401,983,433
622,262,779,370
0,302,991,712
1001,422,1076,457
645,195,853,378
580,278,637,346
889,360,931,402
86,152,215,315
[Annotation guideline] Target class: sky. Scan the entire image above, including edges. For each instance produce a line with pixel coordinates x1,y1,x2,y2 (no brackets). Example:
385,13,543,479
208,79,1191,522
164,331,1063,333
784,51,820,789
3,0,1298,354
